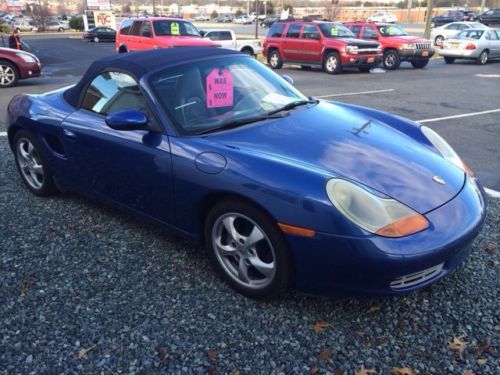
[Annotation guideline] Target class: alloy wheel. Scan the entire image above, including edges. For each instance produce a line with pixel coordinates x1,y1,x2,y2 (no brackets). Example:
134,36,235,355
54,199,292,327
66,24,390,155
326,56,337,71
270,53,279,67
16,138,44,190
212,213,276,289
0,64,16,87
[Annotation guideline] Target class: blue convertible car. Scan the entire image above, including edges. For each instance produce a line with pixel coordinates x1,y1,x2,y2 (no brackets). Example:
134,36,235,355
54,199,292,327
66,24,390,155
7,47,487,298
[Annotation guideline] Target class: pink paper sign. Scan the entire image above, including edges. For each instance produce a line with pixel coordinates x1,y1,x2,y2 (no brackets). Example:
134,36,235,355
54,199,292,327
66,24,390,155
206,68,233,108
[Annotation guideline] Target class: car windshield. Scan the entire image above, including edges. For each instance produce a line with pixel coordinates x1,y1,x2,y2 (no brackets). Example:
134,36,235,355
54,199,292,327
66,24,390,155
318,23,355,38
377,25,408,36
153,20,201,37
455,29,484,39
150,56,308,135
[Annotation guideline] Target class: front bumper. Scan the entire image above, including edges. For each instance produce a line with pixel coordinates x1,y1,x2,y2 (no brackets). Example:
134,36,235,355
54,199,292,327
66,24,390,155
399,48,435,60
340,54,382,67
286,176,488,297
19,61,42,79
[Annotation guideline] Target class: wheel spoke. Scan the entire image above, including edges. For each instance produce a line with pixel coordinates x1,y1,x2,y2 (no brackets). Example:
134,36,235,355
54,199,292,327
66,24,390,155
249,256,274,278
19,143,30,160
27,142,34,155
222,216,240,242
214,237,237,257
246,225,264,247
238,257,250,283
32,162,43,174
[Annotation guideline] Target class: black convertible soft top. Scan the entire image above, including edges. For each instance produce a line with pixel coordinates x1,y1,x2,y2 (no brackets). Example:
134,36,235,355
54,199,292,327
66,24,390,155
63,47,239,107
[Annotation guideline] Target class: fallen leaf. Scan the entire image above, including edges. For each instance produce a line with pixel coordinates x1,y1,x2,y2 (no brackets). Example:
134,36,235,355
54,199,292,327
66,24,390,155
485,243,497,254
477,358,487,365
318,348,332,361
448,335,467,359
313,319,330,333
230,371,240,375
20,277,34,296
207,350,217,362
392,367,417,375
78,344,96,359
463,371,474,375
367,305,381,314
354,365,377,375
310,366,319,374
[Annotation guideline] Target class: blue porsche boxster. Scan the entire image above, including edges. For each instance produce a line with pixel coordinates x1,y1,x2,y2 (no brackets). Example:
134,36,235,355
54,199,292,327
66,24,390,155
7,47,487,298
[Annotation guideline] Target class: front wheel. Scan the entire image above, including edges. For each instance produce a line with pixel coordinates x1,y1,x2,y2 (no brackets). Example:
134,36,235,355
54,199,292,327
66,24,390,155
93,36,100,43
268,49,283,69
383,50,401,70
477,50,488,65
444,56,455,64
0,61,19,88
205,200,293,299
411,58,429,69
323,52,342,74
58,27,64,32
13,130,58,196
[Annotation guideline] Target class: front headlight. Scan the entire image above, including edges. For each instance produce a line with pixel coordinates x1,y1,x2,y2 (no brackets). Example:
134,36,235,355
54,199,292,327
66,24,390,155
421,126,473,175
345,45,359,54
15,52,36,63
326,179,429,237
400,43,416,49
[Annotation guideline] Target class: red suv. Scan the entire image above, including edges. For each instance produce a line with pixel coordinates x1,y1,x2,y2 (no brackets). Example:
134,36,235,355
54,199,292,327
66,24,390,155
345,22,434,70
263,21,382,74
0,47,41,88
115,17,218,53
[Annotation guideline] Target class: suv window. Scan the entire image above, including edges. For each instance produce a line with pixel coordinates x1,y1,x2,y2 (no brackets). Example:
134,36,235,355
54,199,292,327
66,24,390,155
130,21,143,36
219,31,232,40
302,24,320,39
141,21,152,37
81,72,150,116
362,26,378,39
348,24,361,36
286,23,301,38
268,23,285,37
120,19,133,35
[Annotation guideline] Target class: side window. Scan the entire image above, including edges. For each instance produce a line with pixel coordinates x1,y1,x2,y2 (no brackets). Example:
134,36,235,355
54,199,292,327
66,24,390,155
267,23,285,38
219,31,232,40
348,25,362,36
130,21,143,36
445,23,458,30
286,24,301,38
362,26,378,39
487,31,498,40
81,72,150,116
206,31,219,40
141,21,152,37
496,30,500,39
120,20,132,35
302,24,320,40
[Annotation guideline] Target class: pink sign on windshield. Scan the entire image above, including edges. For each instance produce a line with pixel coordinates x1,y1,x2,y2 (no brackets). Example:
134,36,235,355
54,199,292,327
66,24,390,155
206,68,233,108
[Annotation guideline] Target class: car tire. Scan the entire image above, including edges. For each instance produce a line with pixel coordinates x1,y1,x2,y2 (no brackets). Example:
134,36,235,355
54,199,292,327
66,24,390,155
268,49,283,69
323,52,342,74
16,27,20,32
93,36,100,43
434,35,444,46
204,199,293,299
13,130,58,196
410,58,429,69
477,50,488,65
0,60,19,88
241,47,254,56
358,66,371,73
444,56,455,64
383,49,401,70
58,27,64,32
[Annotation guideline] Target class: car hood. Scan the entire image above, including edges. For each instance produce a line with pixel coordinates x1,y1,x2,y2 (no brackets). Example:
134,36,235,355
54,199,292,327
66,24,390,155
326,38,380,48
157,36,219,47
207,101,465,214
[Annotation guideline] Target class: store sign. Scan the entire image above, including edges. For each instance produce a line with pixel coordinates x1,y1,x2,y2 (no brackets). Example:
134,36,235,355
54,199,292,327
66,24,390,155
86,0,111,11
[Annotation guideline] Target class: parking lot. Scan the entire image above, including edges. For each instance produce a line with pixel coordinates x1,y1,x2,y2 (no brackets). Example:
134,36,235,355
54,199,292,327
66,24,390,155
0,36,499,374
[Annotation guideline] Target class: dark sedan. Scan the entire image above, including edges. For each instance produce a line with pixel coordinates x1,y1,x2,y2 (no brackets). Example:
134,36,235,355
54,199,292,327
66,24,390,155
83,27,116,43
431,10,468,27
478,8,500,25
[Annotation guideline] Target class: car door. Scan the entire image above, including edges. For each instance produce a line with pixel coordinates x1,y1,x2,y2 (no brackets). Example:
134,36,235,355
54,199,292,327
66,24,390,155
128,20,143,51
140,21,154,49
282,23,302,61
300,24,322,63
60,71,174,223
486,30,500,57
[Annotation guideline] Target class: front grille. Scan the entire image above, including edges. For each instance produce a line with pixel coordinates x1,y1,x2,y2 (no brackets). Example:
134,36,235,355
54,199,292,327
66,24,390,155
356,48,380,54
390,263,444,289
415,42,432,50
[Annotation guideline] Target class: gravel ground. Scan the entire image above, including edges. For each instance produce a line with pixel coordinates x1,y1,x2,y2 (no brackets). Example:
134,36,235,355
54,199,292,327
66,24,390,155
0,137,498,375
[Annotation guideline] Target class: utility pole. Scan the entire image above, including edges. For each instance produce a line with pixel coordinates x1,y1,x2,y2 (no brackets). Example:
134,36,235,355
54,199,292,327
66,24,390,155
480,0,486,13
407,0,413,23
152,0,156,15
424,0,433,39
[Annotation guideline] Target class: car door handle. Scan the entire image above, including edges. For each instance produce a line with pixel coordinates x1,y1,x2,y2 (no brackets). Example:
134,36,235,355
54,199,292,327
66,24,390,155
63,128,77,139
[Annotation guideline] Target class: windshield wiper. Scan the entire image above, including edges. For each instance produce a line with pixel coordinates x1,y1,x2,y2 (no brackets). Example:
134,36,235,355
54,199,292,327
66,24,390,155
267,99,319,116
195,113,286,135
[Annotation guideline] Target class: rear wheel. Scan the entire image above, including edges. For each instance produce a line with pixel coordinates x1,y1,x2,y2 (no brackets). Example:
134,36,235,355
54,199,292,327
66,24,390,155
323,52,342,74
205,200,293,299
93,36,100,43
477,50,488,65
444,56,455,64
268,49,283,69
434,35,444,46
58,27,64,32
383,49,401,70
241,47,254,56
411,58,429,69
0,60,19,88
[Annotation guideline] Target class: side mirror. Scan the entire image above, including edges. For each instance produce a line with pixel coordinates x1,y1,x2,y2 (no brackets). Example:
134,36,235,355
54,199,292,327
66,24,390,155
282,75,294,85
105,109,149,131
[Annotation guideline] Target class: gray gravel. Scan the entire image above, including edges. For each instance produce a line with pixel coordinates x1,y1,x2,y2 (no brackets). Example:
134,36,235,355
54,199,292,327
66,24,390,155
0,138,498,375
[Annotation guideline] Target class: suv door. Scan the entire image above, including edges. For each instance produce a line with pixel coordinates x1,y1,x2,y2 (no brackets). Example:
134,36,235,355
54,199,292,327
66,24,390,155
140,21,154,49
300,24,322,63
128,20,143,51
282,23,302,61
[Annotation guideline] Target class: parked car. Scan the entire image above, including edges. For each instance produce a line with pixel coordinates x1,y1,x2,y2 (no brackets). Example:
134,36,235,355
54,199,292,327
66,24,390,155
115,17,218,53
250,12,266,21
367,12,398,23
215,14,232,23
264,21,381,74
193,13,210,22
345,23,432,69
478,8,500,25
432,10,469,28
39,21,69,32
6,47,487,298
430,22,488,46
439,28,500,64
203,29,262,55
14,20,38,32
463,11,479,21
0,47,41,87
261,16,280,28
83,27,116,43
233,15,252,25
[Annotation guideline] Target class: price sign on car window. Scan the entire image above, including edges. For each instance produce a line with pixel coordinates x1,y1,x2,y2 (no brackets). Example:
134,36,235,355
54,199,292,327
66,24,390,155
330,27,338,36
206,69,233,108
171,22,180,35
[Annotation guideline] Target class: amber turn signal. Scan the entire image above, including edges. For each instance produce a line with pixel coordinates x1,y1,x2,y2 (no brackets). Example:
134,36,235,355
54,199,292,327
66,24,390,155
278,223,316,237
375,214,429,238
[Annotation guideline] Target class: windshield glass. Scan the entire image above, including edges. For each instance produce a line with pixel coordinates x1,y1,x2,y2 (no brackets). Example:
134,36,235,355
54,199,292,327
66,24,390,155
153,20,201,36
318,23,355,38
150,56,307,134
377,25,408,36
455,29,484,39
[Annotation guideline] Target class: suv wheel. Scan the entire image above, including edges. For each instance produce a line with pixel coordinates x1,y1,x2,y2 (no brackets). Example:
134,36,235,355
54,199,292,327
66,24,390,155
58,27,64,32
0,61,19,88
383,50,401,70
410,58,429,69
268,50,283,69
477,50,488,65
323,52,342,74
